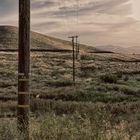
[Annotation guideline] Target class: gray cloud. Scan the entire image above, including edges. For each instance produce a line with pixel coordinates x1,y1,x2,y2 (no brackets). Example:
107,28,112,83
31,0,58,9
54,0,130,16
0,0,17,16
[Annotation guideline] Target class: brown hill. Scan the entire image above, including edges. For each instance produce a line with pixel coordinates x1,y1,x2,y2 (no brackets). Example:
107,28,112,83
0,26,100,52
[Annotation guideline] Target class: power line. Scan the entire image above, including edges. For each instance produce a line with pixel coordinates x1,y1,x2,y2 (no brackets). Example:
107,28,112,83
75,0,79,25
58,0,70,36
57,0,80,37
75,35,78,59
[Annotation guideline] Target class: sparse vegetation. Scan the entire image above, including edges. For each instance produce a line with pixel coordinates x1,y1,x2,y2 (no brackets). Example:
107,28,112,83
0,111,140,140
0,26,140,139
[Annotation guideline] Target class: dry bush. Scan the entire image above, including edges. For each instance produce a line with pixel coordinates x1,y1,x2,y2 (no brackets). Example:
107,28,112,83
100,74,118,84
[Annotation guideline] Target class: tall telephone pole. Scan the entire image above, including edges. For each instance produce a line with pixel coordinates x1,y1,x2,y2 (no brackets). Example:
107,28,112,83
69,36,78,83
18,0,30,139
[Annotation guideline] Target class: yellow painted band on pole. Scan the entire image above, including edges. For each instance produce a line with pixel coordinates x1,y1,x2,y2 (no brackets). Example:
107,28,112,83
19,79,29,82
18,92,30,95
18,105,30,108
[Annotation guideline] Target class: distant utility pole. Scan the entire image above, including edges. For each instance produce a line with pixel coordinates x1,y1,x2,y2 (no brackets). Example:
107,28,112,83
18,0,30,139
69,36,79,83
77,39,80,57
75,36,78,59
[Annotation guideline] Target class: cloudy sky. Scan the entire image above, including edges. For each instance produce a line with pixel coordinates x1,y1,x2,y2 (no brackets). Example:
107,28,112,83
0,0,140,47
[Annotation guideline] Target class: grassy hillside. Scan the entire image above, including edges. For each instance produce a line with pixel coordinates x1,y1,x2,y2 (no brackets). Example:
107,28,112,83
0,26,140,139
0,26,100,52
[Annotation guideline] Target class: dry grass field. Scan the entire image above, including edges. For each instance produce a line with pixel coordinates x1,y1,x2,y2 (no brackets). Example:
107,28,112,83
0,26,140,140
0,50,140,140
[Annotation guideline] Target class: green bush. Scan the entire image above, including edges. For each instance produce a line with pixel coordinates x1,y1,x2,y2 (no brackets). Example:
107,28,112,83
80,55,93,60
100,74,118,83
136,77,140,81
124,76,129,81
116,72,123,79
46,80,74,87
121,87,136,95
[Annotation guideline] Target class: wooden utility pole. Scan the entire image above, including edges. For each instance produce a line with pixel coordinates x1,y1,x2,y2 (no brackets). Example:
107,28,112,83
72,37,75,82
18,0,30,139
77,41,80,55
69,36,78,83
75,36,78,59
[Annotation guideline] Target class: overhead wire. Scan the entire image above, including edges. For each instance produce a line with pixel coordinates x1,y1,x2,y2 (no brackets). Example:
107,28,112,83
58,0,70,36
57,0,80,37
75,0,80,36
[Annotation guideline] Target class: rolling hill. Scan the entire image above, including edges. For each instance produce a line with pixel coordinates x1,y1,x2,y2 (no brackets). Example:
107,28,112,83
0,26,100,52
95,45,129,54
96,45,140,54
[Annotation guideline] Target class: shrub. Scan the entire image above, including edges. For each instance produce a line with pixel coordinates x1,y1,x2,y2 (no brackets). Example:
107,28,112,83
80,55,93,60
136,77,140,81
46,80,74,87
100,74,118,83
116,72,123,79
120,86,138,97
124,76,129,81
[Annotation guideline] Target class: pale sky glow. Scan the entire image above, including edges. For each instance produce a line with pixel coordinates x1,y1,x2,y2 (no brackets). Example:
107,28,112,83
0,0,140,47
131,0,140,20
